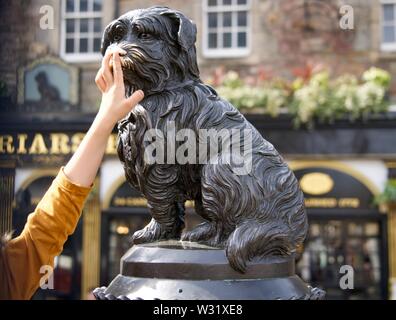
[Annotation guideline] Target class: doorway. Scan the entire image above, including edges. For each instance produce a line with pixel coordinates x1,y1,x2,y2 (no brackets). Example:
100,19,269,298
297,212,388,300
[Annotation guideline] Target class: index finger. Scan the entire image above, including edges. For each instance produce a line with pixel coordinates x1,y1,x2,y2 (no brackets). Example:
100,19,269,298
101,49,114,85
112,51,124,87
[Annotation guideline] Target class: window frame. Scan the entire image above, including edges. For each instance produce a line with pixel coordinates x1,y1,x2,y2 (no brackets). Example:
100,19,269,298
202,0,252,59
60,0,103,63
380,0,396,52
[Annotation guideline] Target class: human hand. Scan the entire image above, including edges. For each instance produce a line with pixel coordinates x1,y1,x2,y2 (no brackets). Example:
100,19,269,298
95,47,144,129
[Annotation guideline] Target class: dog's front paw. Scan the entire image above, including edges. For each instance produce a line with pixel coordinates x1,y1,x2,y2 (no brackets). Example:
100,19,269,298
181,222,216,243
132,219,162,244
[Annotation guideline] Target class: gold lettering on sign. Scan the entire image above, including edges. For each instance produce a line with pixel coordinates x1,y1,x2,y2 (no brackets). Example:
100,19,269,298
71,133,85,153
338,198,360,208
305,198,338,208
0,135,14,154
1,132,118,156
113,197,147,207
29,134,48,154
50,133,70,154
17,134,28,154
305,197,360,208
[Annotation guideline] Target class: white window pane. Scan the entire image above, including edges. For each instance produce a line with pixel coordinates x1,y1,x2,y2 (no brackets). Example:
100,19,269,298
238,11,247,27
208,12,218,28
223,12,232,27
80,18,89,33
204,0,250,55
383,25,395,43
383,4,394,22
80,38,88,52
66,19,75,33
238,32,247,47
223,32,232,48
208,0,217,6
208,33,217,48
63,0,103,58
80,0,88,12
93,0,102,11
94,38,101,52
94,18,101,32
66,38,74,53
66,0,75,12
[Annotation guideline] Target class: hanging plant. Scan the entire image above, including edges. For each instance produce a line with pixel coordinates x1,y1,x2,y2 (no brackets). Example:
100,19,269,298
213,67,391,127
216,72,288,116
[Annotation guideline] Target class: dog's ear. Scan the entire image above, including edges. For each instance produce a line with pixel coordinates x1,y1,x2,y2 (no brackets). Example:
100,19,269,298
161,9,197,51
100,20,116,56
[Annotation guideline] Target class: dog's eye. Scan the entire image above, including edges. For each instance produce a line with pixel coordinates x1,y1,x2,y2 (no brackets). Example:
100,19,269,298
113,34,122,42
112,25,125,42
138,33,152,40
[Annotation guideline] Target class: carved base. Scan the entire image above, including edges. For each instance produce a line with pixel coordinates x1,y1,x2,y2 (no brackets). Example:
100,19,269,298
94,241,325,300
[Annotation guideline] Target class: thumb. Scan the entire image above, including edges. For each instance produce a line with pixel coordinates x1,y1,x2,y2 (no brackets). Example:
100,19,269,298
122,90,144,112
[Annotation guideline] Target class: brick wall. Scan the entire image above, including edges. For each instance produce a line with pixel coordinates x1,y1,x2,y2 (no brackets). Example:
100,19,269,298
0,0,37,104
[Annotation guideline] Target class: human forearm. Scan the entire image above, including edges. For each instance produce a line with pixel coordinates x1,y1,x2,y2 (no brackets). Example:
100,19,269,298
64,115,114,187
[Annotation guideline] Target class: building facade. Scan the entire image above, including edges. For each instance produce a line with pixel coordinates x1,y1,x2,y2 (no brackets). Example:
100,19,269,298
1,0,396,299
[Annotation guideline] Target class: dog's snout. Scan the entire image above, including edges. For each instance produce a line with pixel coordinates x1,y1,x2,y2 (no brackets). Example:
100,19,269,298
107,43,127,56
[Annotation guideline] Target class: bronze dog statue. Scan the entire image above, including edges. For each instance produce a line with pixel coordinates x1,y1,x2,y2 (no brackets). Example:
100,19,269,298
101,6,308,272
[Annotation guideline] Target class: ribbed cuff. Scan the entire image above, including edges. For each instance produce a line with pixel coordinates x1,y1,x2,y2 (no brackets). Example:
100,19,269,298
54,167,93,196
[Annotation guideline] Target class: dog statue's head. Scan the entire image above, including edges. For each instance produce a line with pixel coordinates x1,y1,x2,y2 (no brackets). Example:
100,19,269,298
101,6,200,96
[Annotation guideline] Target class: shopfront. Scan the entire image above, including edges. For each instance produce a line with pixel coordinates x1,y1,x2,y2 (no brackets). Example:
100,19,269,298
99,158,389,300
291,161,388,300
1,115,396,300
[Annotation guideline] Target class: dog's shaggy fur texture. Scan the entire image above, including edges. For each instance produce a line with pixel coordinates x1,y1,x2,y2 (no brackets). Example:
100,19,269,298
101,6,308,272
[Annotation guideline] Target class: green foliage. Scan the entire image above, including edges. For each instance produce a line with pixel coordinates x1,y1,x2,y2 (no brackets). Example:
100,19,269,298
214,67,391,127
216,85,286,117
362,67,391,88
374,179,396,205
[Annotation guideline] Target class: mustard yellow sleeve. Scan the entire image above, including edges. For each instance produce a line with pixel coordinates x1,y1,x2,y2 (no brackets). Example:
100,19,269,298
2,167,91,300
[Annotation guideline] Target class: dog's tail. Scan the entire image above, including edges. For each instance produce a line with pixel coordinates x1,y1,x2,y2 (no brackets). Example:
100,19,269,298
225,206,306,273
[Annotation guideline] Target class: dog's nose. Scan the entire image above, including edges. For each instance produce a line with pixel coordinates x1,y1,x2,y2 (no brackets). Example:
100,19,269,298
107,44,127,56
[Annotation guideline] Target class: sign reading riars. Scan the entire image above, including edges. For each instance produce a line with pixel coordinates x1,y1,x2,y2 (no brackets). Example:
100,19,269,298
0,132,117,165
